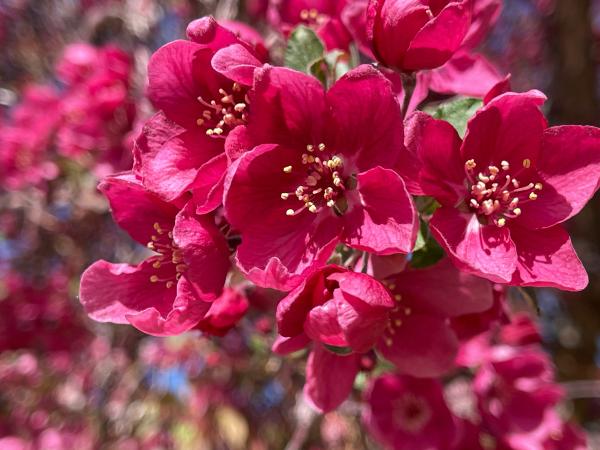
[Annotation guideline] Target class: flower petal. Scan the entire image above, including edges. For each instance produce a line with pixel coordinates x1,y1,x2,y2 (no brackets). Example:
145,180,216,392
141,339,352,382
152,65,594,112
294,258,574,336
99,172,178,246
516,125,600,229
304,345,361,412
212,43,262,86
173,203,230,301
510,225,588,291
80,260,210,336
461,90,547,168
377,314,458,377
430,207,517,283
326,65,404,171
343,167,418,255
393,258,493,317
404,1,472,71
404,111,465,205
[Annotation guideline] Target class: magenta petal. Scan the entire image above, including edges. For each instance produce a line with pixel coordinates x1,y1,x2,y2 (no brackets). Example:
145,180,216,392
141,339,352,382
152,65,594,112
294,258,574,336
343,167,417,255
99,172,178,246
191,153,228,214
333,288,390,353
430,207,518,283
304,300,348,347
326,65,404,171
137,112,224,202
510,225,588,291
393,258,493,317
404,1,472,71
377,314,458,377
404,111,465,205
304,345,361,412
186,16,239,49
212,43,262,86
428,51,503,98
80,260,210,336
461,90,547,168
173,204,230,301
147,40,211,129
127,277,212,336
517,125,600,229
248,66,327,146
272,333,311,355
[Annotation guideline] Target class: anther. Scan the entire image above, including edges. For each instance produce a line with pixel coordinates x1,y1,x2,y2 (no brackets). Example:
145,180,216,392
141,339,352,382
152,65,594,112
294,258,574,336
523,158,531,168
501,160,510,170
497,218,506,227
529,192,538,200
150,275,159,283
283,165,292,173
465,159,476,170
281,193,289,200
513,208,522,216
286,209,295,216
535,183,543,190
318,143,326,151
166,281,175,288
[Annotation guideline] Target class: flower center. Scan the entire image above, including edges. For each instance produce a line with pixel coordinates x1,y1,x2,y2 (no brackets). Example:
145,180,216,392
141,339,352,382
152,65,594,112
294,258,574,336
382,290,412,347
299,8,328,26
146,222,187,288
464,158,543,228
392,394,432,434
280,143,352,217
196,82,249,137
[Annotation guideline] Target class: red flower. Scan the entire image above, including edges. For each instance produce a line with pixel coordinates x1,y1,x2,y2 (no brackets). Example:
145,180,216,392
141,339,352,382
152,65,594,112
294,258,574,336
267,0,353,50
366,0,472,72
276,266,395,352
139,17,265,206
363,374,459,450
224,65,417,289
377,258,493,377
79,173,230,336
405,90,600,290
473,348,564,438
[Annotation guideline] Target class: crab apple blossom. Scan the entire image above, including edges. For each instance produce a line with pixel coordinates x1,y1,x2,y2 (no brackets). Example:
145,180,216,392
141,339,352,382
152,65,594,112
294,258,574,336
366,0,473,72
363,374,460,450
276,266,395,352
473,347,564,438
404,90,600,290
224,64,418,289
377,258,493,377
267,0,353,50
142,17,265,206
79,173,230,336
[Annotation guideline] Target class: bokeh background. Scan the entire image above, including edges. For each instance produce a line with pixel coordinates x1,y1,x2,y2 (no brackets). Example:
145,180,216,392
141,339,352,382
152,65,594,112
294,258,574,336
0,0,599,448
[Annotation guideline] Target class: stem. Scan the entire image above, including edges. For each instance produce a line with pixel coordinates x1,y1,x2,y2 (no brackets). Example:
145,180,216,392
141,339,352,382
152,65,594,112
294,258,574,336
401,71,417,119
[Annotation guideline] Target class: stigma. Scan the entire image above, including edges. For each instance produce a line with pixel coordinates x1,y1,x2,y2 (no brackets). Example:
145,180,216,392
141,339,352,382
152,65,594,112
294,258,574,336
280,143,351,217
196,82,249,137
464,158,543,227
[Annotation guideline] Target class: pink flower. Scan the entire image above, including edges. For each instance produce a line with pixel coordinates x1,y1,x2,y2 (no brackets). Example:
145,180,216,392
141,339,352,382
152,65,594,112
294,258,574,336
141,17,265,205
277,266,395,352
363,374,459,450
224,65,417,289
473,348,564,437
195,287,250,336
79,173,230,336
405,90,600,290
377,258,493,377
267,0,353,50
366,0,472,72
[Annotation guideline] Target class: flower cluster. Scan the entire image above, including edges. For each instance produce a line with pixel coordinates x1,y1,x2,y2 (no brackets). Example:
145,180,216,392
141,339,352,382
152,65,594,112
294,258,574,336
77,1,600,448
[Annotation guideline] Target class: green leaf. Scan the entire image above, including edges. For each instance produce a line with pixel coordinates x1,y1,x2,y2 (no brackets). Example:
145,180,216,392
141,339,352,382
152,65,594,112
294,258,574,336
284,26,325,74
323,343,354,355
410,222,445,269
426,96,482,138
